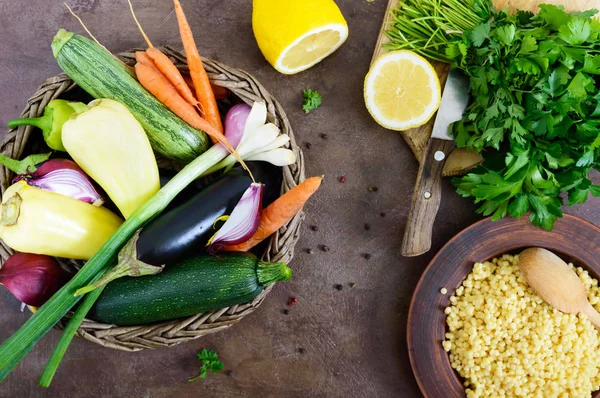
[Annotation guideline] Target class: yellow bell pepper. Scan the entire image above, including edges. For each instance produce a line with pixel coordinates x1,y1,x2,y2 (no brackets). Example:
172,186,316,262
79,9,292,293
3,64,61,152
62,99,160,219
0,181,123,260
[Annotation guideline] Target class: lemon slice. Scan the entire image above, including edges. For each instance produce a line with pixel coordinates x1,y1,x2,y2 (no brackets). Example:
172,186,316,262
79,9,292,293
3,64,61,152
276,25,348,74
364,51,441,131
252,0,348,75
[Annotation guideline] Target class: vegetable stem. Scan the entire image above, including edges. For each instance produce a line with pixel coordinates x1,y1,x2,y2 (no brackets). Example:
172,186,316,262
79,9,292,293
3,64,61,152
38,286,105,388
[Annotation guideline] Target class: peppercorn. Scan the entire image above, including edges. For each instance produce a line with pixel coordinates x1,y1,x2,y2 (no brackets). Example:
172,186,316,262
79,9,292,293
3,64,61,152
226,370,234,377
363,253,371,260
298,347,305,354
339,176,346,183
320,133,328,139
305,142,312,149
368,186,378,192
287,297,298,306
321,245,330,252
311,225,319,231
306,248,314,254
335,284,343,291
282,309,290,315
364,223,371,231
380,212,386,217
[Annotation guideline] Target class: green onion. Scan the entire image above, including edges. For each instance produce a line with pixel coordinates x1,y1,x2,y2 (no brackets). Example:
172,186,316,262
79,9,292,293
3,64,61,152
0,144,229,382
38,286,105,387
384,0,492,62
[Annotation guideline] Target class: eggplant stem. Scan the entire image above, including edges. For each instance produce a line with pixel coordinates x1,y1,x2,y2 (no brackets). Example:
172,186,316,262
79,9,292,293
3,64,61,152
73,229,164,296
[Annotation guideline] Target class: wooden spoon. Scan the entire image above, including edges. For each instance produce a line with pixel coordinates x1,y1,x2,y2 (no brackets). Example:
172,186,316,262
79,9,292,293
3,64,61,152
519,247,600,330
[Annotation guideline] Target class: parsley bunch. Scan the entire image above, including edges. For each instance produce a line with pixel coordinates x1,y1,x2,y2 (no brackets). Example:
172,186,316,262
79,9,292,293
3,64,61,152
449,5,600,229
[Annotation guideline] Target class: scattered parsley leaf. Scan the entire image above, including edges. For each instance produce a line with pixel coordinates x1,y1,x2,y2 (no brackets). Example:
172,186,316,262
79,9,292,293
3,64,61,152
302,89,323,113
538,4,570,30
189,349,224,382
471,21,491,47
495,24,516,45
590,184,600,197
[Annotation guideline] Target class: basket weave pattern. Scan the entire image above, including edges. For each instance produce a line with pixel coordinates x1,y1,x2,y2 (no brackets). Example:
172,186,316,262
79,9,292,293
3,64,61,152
0,47,305,351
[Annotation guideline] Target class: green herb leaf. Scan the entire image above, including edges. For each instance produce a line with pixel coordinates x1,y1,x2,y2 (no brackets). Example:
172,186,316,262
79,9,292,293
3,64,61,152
558,18,592,45
538,4,570,30
189,349,224,382
496,24,516,45
302,89,323,113
590,185,600,197
471,22,491,47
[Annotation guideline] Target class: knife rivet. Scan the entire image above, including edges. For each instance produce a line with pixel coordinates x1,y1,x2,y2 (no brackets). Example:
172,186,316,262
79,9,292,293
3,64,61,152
424,192,432,199
434,151,446,162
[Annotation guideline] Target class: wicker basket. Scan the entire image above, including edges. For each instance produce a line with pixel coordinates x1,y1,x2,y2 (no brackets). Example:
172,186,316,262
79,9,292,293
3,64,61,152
0,47,305,352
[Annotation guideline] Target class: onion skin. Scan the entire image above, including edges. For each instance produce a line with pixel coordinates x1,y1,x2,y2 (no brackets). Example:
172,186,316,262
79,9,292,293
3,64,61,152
0,253,71,307
13,159,105,206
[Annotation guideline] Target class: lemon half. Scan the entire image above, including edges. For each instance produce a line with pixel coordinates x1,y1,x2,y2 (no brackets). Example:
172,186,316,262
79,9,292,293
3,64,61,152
364,51,441,131
253,0,348,75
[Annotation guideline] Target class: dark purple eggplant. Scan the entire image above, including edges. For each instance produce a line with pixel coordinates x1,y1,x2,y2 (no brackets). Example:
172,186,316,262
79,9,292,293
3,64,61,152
137,161,281,266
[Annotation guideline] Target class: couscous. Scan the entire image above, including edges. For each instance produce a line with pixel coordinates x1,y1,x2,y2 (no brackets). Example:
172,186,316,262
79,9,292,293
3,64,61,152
443,254,600,398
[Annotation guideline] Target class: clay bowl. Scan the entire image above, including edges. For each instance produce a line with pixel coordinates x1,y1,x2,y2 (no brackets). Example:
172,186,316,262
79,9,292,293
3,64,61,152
407,214,600,398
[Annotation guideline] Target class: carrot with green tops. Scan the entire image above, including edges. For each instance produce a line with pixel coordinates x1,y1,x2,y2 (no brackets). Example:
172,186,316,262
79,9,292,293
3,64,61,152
146,47,199,108
224,177,323,252
173,0,223,136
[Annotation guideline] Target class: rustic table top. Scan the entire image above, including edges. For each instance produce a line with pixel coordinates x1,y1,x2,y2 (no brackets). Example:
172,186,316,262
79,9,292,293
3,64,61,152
0,1,599,397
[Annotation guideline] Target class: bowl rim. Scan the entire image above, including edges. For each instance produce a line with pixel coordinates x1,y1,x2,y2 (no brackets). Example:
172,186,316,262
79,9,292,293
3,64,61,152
407,214,600,398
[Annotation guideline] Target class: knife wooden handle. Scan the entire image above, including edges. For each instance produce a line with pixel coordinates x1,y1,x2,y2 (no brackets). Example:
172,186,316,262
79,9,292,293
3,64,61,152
402,138,456,257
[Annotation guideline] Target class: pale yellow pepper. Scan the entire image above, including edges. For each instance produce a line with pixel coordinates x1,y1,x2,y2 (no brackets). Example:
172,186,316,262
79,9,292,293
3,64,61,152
0,181,123,260
62,99,160,219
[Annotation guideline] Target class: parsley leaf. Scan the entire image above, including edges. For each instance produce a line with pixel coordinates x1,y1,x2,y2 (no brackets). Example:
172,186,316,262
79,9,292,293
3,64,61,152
558,18,592,45
189,348,224,382
302,89,323,113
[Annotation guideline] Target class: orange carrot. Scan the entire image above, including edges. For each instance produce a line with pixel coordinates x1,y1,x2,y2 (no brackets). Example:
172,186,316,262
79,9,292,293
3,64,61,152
224,177,323,252
135,51,162,74
146,47,199,108
135,62,244,164
183,75,229,101
173,0,223,136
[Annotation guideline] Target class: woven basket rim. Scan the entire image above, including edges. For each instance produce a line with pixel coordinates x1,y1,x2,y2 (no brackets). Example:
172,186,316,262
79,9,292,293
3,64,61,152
0,46,305,351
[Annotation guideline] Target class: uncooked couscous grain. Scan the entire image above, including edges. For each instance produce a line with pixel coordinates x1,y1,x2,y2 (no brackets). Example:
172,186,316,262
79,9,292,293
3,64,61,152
443,254,600,398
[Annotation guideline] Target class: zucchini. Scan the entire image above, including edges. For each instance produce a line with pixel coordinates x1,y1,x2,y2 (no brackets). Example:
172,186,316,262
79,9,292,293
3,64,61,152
88,252,292,326
51,29,209,162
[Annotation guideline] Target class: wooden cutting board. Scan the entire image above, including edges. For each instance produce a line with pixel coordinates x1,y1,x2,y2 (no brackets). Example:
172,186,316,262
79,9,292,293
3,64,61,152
372,0,600,177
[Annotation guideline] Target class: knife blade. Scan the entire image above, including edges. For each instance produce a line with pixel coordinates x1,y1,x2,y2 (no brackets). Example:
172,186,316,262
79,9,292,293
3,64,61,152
401,70,470,257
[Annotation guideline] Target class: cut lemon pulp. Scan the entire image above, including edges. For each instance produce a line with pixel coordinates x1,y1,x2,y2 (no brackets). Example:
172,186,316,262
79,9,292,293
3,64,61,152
276,25,348,74
364,51,441,131
252,0,348,75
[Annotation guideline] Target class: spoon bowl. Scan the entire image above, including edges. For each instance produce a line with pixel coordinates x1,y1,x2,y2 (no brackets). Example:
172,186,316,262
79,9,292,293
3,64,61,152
519,247,600,330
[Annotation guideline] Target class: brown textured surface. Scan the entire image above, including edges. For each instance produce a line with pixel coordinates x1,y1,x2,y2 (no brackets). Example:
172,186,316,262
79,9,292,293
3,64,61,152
0,1,598,397
408,214,600,398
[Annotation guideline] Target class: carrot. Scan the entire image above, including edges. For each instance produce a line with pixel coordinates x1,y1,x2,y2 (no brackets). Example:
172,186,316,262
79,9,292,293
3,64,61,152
146,47,199,108
135,51,161,73
173,0,223,136
183,75,229,101
224,177,323,252
135,62,244,165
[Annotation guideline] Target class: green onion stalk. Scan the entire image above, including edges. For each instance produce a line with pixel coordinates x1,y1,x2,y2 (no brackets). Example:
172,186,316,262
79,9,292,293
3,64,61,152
384,0,493,62
0,144,230,384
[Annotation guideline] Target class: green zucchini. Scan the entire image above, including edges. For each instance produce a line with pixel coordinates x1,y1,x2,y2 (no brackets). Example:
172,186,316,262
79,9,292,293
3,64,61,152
51,29,209,162
88,252,292,326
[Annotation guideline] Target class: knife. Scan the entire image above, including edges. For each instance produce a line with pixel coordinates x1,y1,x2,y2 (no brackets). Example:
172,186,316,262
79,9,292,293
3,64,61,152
401,69,470,257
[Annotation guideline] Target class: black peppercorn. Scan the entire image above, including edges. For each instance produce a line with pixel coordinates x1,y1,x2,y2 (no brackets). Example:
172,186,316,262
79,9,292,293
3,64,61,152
335,284,343,291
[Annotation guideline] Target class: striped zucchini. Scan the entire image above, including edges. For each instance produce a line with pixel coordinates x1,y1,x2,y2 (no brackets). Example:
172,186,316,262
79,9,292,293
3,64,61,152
51,29,209,162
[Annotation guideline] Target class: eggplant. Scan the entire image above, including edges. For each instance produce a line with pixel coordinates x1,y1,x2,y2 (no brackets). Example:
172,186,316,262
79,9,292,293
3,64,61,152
137,161,281,266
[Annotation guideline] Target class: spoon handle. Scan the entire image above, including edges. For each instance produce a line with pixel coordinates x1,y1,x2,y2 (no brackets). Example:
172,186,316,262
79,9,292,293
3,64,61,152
581,303,600,331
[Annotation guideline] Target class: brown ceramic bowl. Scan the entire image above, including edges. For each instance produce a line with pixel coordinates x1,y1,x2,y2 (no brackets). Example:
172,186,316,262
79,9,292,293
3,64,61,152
407,214,600,398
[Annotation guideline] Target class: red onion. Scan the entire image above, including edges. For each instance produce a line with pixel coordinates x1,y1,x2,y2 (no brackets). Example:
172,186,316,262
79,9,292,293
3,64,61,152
0,253,72,307
208,183,264,252
13,159,104,206
223,104,252,149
